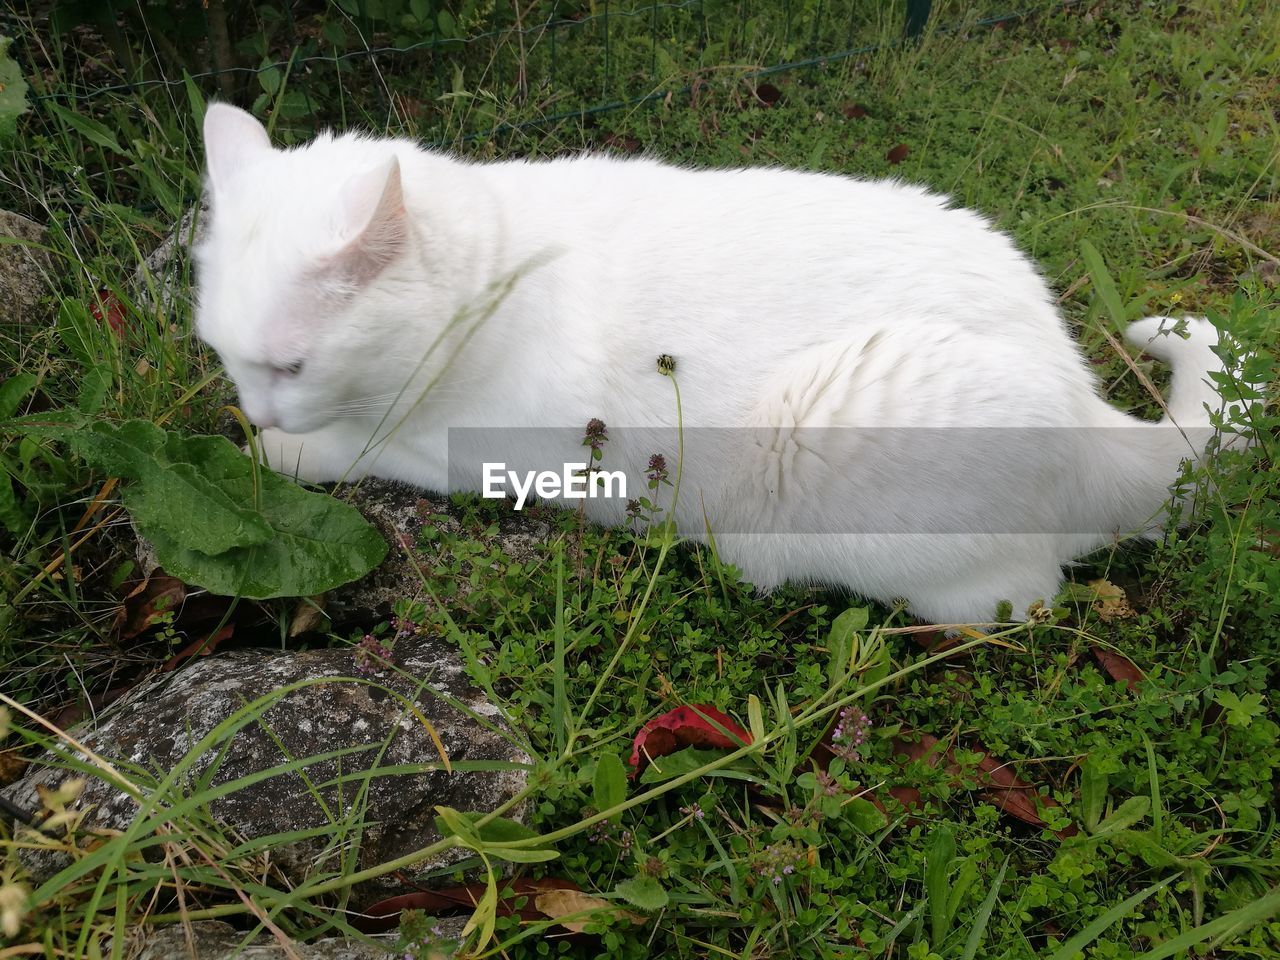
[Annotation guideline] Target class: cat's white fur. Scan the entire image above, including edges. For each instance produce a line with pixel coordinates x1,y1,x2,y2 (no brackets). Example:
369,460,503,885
195,103,1237,624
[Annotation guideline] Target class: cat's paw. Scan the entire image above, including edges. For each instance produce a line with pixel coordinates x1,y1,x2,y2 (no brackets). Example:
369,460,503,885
252,428,350,483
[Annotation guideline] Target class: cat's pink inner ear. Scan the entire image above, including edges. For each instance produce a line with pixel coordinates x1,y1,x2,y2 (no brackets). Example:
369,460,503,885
203,103,272,190
333,156,408,286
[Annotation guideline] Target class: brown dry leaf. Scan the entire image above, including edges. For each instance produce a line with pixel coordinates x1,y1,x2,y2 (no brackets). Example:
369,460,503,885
841,102,869,118
355,878,582,935
0,749,27,786
289,596,328,637
1089,578,1134,621
1091,646,1144,692
975,751,1078,838
886,143,911,164
535,890,645,934
121,574,186,639
163,624,235,672
890,732,1078,837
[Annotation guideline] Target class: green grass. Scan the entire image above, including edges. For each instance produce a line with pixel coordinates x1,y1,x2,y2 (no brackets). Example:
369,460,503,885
2,1,1279,957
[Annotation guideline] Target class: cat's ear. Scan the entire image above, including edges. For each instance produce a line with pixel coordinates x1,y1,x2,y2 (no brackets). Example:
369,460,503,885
203,103,272,190
332,156,408,285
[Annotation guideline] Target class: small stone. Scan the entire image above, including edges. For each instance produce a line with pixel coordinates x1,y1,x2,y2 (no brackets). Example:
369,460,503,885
0,209,53,325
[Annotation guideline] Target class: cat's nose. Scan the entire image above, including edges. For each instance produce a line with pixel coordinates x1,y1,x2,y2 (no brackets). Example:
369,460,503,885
241,398,278,429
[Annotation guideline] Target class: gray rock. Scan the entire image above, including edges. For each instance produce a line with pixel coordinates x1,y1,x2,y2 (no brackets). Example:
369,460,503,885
4,640,530,907
133,204,205,312
0,209,53,325
123,918,462,958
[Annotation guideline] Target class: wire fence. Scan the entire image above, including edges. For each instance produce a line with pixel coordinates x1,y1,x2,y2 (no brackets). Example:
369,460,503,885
12,0,1078,145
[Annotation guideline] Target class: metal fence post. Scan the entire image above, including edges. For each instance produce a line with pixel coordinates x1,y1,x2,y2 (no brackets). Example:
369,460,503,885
906,0,933,38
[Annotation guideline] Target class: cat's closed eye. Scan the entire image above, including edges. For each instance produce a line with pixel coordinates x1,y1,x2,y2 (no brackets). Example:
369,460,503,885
274,360,305,377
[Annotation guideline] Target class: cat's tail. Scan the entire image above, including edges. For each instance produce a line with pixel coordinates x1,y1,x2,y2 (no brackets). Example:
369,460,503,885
1122,315,1232,427
1088,315,1241,539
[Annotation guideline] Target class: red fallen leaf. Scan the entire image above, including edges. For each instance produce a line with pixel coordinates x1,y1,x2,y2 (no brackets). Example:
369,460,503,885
886,785,922,814
1091,646,1144,692
121,574,187,639
891,732,956,773
90,287,126,337
754,82,782,106
891,732,1077,838
886,143,911,165
909,627,967,653
975,751,1078,838
163,623,234,672
841,102,869,119
629,704,752,775
352,878,581,934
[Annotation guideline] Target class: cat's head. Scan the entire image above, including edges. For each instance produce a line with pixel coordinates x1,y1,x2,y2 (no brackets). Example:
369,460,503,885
195,103,411,434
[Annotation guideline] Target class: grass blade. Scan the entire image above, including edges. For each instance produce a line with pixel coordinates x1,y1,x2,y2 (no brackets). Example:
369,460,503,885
961,855,1009,960
1080,238,1128,330
1048,876,1175,960
1133,886,1280,960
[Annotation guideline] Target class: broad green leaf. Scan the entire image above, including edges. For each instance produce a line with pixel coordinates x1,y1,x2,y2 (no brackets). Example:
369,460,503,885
484,846,560,864
1214,690,1265,727
8,416,386,599
433,805,482,848
613,876,669,911
746,694,766,744
638,746,760,785
56,299,96,366
926,826,957,945
827,606,876,690
0,473,30,535
842,795,887,833
76,367,111,416
1093,795,1150,837
183,70,205,128
1108,830,1181,869
946,857,979,933
861,632,891,689
460,870,497,949
0,373,37,419
1080,238,1127,328
0,37,29,144
44,100,125,154
592,753,627,819
473,815,540,846
140,460,386,599
1080,757,1108,833
71,421,273,554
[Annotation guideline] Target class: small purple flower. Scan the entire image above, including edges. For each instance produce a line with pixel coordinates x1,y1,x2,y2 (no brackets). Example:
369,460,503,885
680,802,705,821
646,453,669,485
831,707,872,762
583,418,609,452
354,634,393,674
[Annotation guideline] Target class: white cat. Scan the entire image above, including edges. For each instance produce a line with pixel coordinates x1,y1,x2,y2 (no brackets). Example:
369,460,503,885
195,103,1239,624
